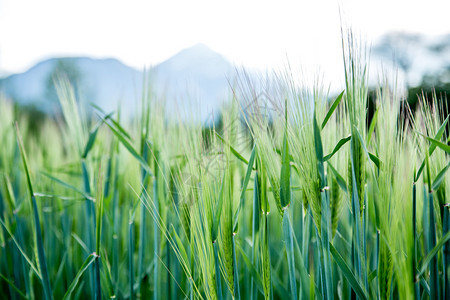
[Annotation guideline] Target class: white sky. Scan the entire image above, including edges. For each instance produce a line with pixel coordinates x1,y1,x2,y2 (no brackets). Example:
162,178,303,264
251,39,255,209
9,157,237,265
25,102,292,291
0,0,449,80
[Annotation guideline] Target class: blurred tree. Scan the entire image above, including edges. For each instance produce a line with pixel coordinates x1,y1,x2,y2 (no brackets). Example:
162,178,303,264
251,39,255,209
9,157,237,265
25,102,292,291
374,32,422,89
15,103,50,137
407,66,450,122
374,32,449,132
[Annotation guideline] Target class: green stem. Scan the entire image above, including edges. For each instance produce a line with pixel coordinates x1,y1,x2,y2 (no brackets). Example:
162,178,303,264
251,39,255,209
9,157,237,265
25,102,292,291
443,205,449,300
129,220,135,300
153,180,159,300
81,160,96,295
251,171,260,300
283,209,298,300
214,241,223,300
232,234,241,300
412,183,420,299
32,196,53,300
94,257,101,300
320,192,333,300
428,192,438,300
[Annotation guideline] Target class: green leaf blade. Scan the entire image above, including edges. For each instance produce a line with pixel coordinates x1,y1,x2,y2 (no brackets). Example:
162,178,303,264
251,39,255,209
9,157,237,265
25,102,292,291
330,243,368,300
322,90,345,130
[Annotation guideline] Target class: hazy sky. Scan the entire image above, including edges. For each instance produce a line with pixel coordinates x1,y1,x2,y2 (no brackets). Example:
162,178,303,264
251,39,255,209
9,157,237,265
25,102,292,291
0,0,449,77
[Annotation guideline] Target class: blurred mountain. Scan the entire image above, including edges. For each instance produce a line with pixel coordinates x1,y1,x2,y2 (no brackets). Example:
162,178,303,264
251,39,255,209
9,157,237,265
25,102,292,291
0,57,143,114
0,44,235,120
151,43,235,121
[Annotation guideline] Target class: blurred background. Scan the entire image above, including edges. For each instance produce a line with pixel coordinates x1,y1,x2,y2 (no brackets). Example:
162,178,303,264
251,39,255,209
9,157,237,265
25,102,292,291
0,0,449,123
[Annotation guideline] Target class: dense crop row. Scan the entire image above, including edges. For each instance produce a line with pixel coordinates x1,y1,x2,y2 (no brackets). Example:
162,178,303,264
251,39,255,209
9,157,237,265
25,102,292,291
0,35,449,299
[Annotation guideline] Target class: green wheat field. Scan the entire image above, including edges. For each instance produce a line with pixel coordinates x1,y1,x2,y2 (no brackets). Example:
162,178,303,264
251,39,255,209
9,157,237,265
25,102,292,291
0,34,449,300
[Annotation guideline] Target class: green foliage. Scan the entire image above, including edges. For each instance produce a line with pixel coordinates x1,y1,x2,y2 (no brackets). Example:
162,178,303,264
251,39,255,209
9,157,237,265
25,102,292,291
0,33,449,300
